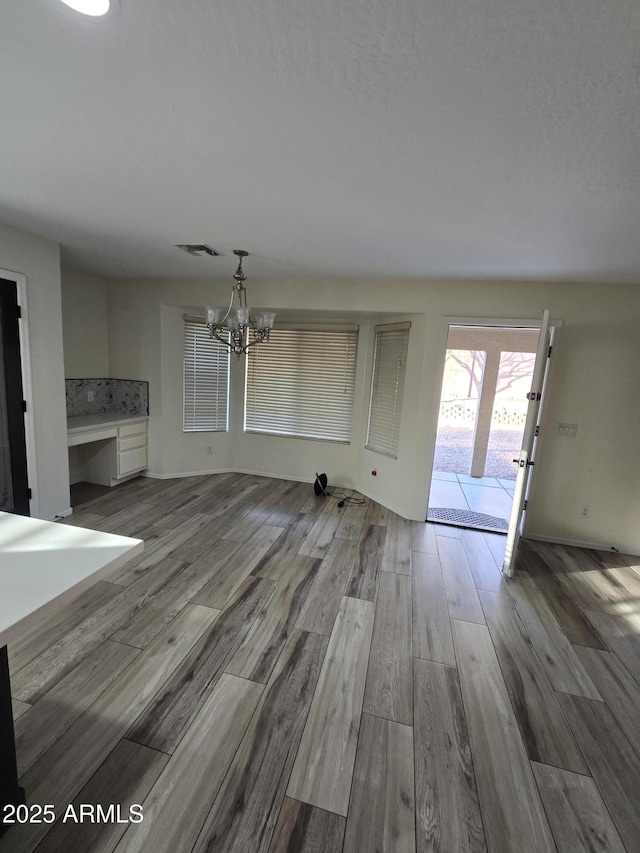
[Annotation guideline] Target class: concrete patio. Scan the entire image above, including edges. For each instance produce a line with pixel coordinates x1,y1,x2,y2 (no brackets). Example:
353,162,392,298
428,470,515,531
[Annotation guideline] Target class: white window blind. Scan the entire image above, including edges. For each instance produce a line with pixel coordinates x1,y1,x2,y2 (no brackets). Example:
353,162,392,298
183,317,230,432
244,328,358,442
366,322,410,458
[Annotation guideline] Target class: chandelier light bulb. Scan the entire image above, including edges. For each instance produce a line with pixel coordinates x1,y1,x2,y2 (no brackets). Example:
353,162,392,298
236,306,250,325
206,307,221,325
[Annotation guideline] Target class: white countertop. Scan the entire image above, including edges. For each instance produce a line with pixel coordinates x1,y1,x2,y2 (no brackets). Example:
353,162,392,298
0,512,143,647
67,413,149,434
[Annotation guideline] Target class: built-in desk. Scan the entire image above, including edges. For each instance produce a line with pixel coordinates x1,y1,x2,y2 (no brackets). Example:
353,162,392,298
0,512,142,836
67,414,148,487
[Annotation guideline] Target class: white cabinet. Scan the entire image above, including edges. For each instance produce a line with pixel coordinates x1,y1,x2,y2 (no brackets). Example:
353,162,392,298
67,417,148,487
117,422,147,479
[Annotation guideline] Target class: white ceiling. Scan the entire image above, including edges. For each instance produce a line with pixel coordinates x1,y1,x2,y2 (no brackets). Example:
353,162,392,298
1,0,639,281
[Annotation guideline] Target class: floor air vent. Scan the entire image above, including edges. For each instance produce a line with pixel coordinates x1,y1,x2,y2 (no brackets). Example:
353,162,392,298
427,507,509,533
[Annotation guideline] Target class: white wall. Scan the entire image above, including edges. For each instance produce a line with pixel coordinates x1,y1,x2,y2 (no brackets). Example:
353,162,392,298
159,304,234,476
107,285,164,472
61,267,109,377
106,274,640,552
0,221,70,519
526,308,640,549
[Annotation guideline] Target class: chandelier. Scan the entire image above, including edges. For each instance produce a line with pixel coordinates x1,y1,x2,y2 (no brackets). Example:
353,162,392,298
206,250,276,356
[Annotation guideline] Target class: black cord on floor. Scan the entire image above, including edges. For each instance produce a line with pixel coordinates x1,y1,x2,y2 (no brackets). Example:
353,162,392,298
326,490,367,507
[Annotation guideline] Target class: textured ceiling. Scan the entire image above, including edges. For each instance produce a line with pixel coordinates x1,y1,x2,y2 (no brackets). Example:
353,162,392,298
1,0,639,280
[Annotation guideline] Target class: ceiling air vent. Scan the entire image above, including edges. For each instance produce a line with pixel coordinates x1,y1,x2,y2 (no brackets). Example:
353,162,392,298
175,244,221,257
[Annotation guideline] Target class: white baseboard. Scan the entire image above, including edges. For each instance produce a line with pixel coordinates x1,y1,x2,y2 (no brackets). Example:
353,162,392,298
231,468,356,492
144,469,233,480
232,468,313,484
353,483,424,521
146,467,411,516
65,469,638,555
526,533,640,557
145,467,355,491
50,507,73,521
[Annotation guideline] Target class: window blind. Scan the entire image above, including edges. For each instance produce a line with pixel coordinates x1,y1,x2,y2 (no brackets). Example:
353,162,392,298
183,317,230,432
366,322,410,458
244,328,358,442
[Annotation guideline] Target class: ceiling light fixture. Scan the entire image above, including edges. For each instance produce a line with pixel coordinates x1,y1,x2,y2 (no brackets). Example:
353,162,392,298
206,250,276,357
58,0,110,16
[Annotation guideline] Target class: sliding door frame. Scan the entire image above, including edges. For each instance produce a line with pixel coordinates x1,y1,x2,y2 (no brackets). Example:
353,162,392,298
0,270,37,517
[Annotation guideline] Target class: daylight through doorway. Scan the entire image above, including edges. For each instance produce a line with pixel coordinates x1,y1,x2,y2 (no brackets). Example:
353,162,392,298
427,325,539,533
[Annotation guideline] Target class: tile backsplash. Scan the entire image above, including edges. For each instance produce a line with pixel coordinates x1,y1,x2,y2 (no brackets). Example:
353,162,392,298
66,378,149,418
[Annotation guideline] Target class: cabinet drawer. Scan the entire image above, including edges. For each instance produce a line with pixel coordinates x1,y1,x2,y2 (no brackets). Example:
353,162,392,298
118,421,147,439
117,446,147,478
68,427,117,447
118,433,146,452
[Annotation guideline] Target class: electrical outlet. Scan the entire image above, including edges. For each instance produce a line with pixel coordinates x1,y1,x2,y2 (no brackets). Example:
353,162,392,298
206,445,213,455
579,505,590,518
558,423,578,437
87,390,94,402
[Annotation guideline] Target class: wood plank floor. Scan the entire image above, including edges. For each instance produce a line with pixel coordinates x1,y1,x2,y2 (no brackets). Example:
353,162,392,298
3,473,640,853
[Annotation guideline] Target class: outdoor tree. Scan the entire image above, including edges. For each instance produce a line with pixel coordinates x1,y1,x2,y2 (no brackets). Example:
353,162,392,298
445,349,535,398
495,351,536,394
445,350,485,397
